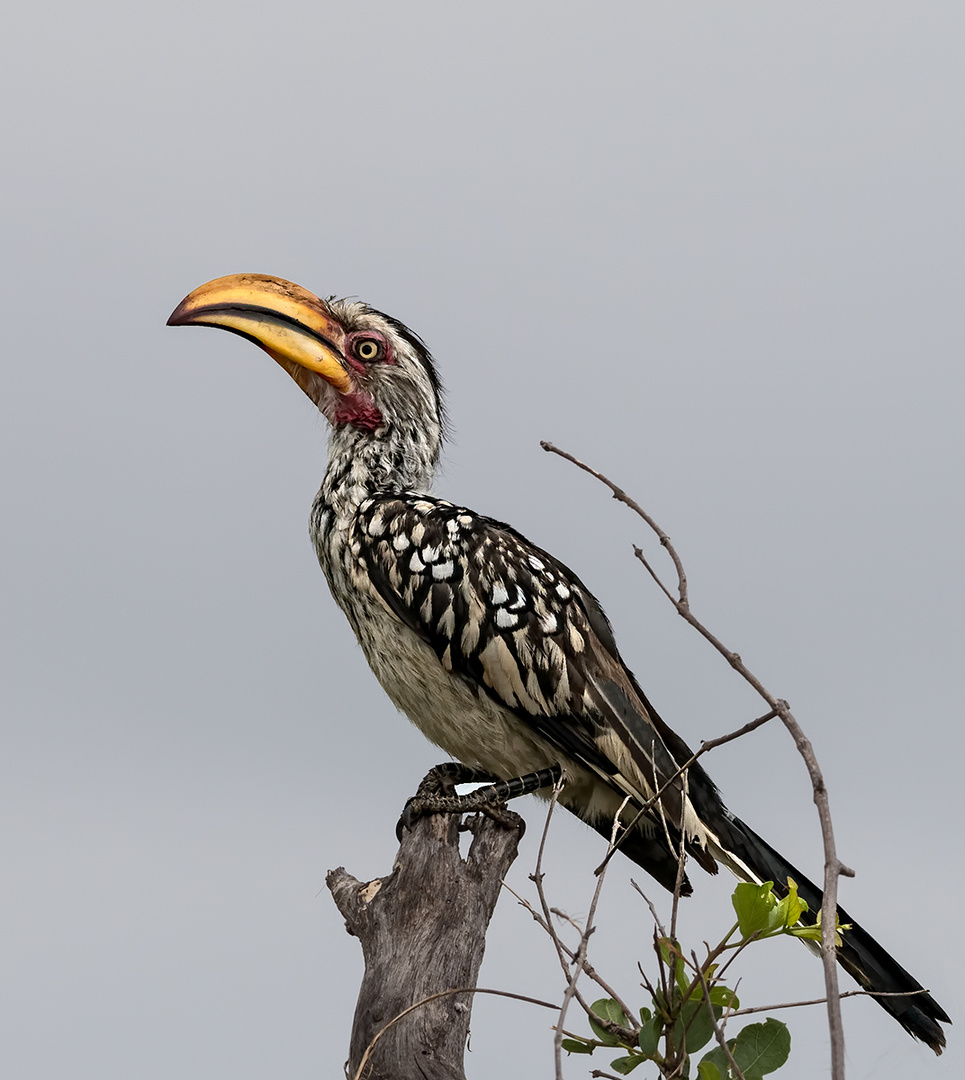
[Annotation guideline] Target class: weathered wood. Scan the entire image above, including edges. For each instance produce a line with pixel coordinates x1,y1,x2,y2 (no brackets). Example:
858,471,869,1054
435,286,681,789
327,807,524,1080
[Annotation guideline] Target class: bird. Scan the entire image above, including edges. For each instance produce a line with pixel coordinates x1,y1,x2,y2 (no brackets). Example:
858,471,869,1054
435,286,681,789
168,272,949,1054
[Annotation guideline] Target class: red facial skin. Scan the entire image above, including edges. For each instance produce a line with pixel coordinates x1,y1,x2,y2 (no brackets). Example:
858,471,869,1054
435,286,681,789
333,393,383,431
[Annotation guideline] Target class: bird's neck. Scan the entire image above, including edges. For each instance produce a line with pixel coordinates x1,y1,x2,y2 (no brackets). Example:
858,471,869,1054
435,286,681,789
317,419,439,528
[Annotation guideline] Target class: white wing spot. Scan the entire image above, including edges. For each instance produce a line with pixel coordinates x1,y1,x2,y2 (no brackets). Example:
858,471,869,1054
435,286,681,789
540,613,558,634
496,608,519,629
555,583,571,601
392,533,410,552
409,551,425,573
491,584,509,605
432,560,455,580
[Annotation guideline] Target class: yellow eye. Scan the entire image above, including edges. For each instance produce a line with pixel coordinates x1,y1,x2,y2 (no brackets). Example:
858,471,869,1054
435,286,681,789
355,338,381,361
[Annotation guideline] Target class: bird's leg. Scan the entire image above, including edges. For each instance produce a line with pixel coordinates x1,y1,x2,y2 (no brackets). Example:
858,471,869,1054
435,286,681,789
398,763,562,836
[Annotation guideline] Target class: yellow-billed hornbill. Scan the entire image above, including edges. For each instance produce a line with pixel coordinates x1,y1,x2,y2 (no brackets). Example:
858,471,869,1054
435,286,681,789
169,273,948,1054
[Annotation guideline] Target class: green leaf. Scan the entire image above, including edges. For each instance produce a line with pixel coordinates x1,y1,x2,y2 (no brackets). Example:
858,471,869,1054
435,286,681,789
731,1018,791,1077
674,999,716,1053
591,998,631,1026
639,1005,652,1024
697,1061,723,1080
699,1045,733,1079
587,1018,620,1046
561,1038,594,1055
772,877,808,929
732,882,779,937
657,937,689,995
637,1014,662,1057
709,985,740,1011
610,1053,645,1074
588,998,631,1046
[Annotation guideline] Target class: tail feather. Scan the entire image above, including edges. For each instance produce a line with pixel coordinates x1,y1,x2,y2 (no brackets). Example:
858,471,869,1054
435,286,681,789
713,812,950,1054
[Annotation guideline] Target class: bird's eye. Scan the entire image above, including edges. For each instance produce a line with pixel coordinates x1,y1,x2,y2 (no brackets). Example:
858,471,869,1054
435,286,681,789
354,338,382,362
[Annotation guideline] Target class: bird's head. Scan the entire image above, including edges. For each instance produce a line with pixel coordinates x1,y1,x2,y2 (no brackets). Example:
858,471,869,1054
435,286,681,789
168,274,446,472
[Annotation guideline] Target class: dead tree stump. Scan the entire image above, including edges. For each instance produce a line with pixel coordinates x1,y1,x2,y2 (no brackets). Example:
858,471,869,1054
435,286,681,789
327,806,525,1080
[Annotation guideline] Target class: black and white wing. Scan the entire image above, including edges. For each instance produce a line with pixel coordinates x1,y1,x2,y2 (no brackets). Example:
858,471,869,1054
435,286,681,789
354,492,726,887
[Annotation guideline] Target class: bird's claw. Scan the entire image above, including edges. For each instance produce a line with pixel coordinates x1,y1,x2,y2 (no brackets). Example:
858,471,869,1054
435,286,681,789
397,795,430,839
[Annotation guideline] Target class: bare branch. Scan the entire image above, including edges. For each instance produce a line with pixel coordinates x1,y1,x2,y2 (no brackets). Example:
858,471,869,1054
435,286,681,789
727,987,935,1019
693,953,746,1080
540,441,690,607
630,879,667,938
543,441,854,1080
554,800,632,1079
669,768,690,943
522,784,639,1068
531,782,571,977
504,881,637,1039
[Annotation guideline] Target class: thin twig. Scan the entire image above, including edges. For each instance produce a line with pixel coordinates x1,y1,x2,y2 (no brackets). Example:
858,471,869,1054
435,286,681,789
554,800,631,1080
630,879,667,938
531,790,628,1042
727,987,934,1018
504,881,637,1040
669,768,690,944
531,781,568,976
595,708,777,875
540,441,690,607
525,784,639,1062
352,987,559,1080
636,959,659,1004
542,441,854,1080
693,953,746,1080
550,907,591,935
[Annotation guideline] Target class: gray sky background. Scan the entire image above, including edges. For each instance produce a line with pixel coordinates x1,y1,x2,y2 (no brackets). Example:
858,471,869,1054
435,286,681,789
3,3,962,1078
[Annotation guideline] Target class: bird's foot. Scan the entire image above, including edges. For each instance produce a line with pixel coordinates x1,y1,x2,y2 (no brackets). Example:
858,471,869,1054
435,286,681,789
396,762,562,838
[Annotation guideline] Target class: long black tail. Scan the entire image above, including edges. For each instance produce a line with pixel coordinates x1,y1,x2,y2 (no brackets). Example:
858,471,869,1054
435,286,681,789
713,811,950,1054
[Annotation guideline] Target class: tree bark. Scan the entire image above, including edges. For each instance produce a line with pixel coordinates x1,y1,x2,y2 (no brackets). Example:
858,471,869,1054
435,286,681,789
327,807,524,1080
